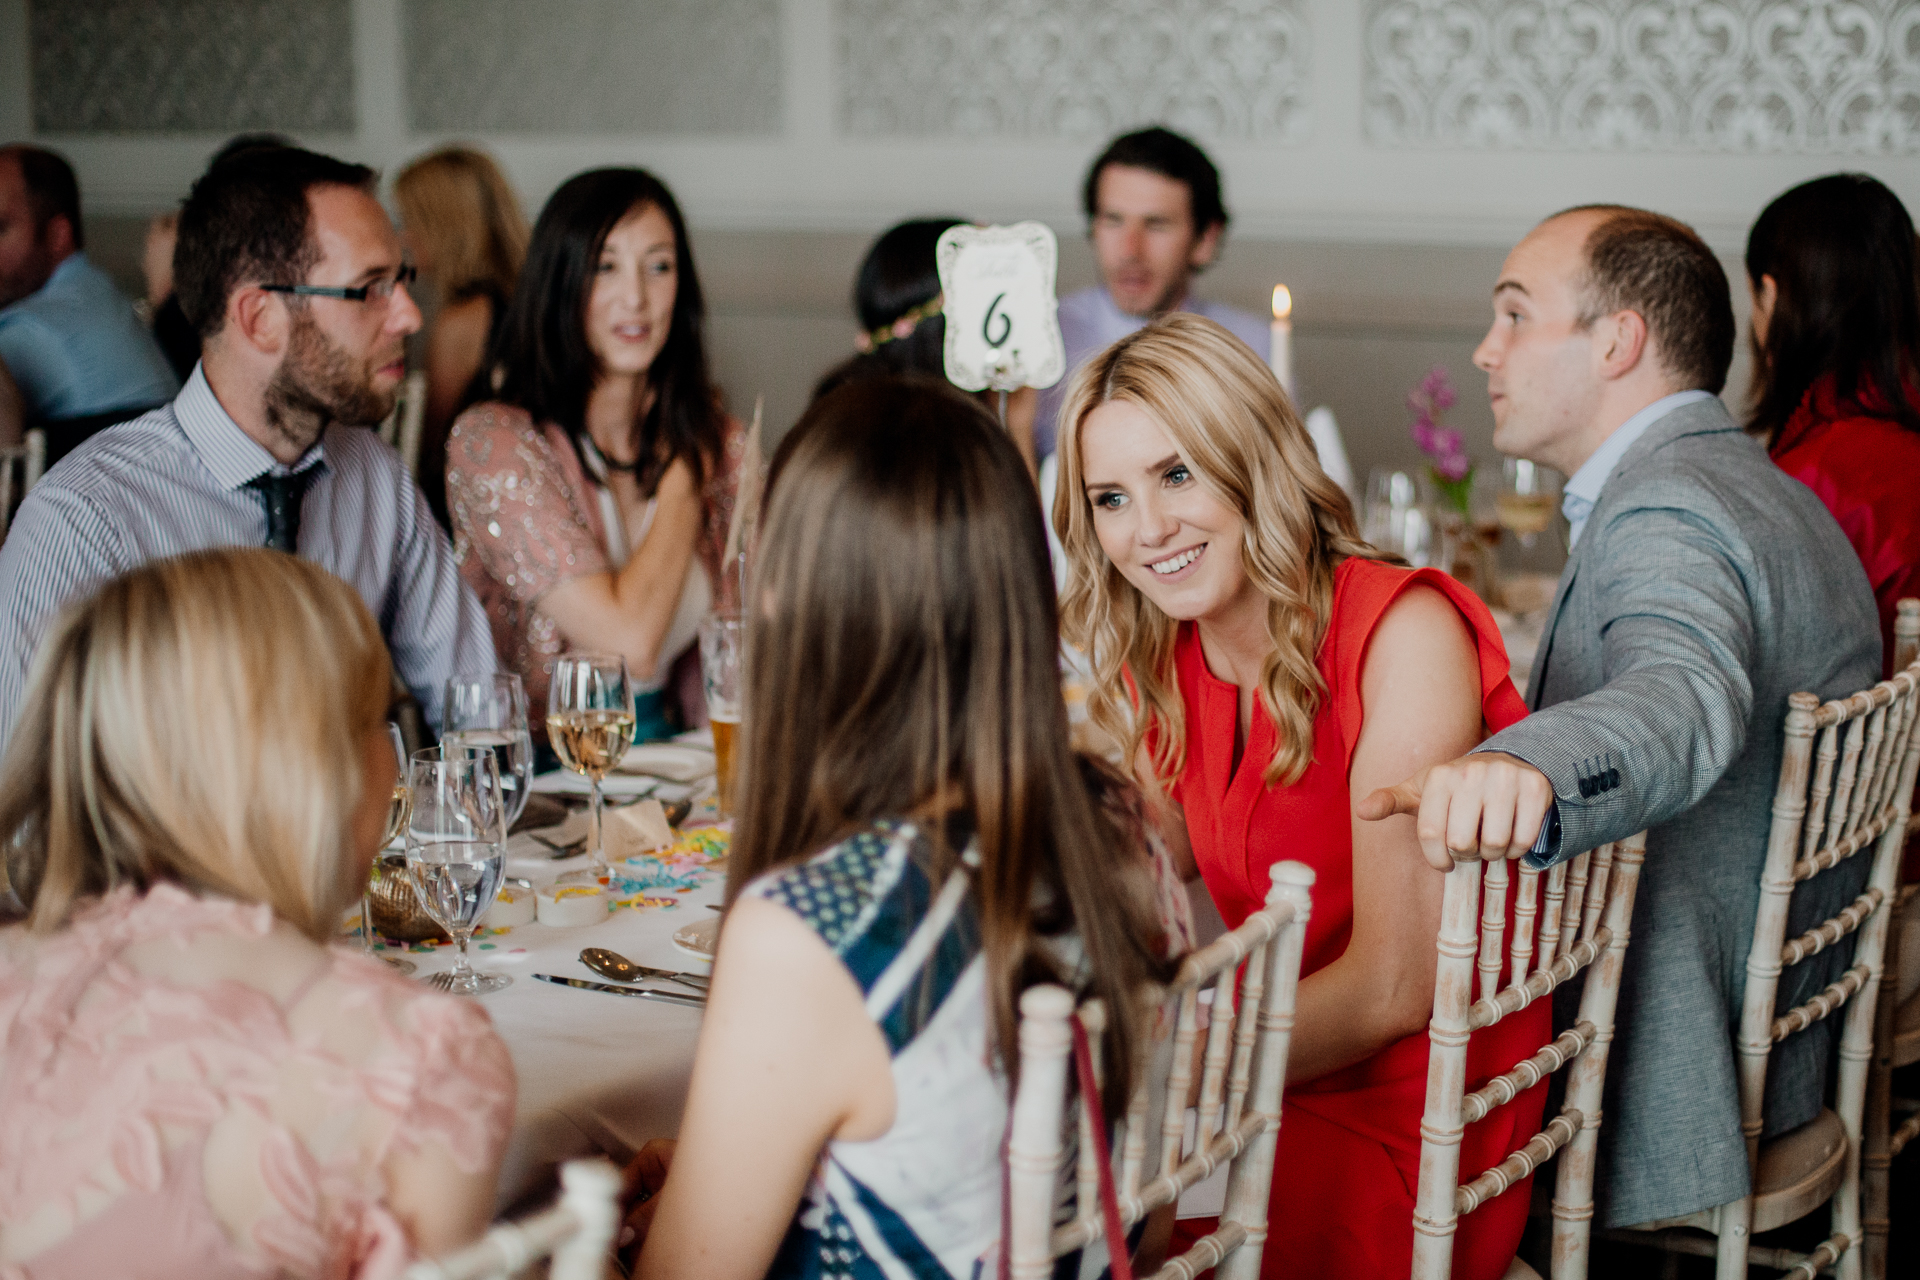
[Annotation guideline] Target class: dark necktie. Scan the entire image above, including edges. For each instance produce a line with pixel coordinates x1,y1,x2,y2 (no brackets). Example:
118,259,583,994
245,468,316,553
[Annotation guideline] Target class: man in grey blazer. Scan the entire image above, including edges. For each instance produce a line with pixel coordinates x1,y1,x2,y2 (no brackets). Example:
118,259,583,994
1361,205,1881,1227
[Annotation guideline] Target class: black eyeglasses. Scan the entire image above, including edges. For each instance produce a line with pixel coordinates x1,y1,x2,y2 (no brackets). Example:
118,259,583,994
261,263,417,303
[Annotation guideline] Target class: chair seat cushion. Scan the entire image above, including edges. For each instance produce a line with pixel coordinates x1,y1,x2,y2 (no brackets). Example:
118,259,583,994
1749,1108,1848,1232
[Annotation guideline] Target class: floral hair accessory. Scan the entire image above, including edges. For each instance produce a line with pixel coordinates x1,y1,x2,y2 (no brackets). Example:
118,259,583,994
853,293,944,353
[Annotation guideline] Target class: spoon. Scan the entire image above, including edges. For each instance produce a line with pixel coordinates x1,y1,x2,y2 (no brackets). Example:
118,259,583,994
580,947,710,992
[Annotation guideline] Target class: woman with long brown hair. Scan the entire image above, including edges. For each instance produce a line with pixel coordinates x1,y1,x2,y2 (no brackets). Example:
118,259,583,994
1054,313,1542,1279
0,548,512,1278
394,145,529,529
1746,172,1920,675
630,377,1171,1280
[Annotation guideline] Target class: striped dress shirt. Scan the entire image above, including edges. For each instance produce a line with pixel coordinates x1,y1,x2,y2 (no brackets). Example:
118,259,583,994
0,364,497,747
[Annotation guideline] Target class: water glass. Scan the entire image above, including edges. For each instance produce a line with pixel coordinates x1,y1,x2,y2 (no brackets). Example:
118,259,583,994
547,654,634,881
406,745,510,995
443,673,532,829
1364,468,1432,567
360,722,416,974
698,614,744,820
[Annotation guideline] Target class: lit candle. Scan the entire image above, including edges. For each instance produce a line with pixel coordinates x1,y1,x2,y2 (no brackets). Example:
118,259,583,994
1270,285,1294,401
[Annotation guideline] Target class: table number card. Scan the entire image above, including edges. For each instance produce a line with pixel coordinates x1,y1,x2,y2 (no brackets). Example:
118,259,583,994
936,221,1065,392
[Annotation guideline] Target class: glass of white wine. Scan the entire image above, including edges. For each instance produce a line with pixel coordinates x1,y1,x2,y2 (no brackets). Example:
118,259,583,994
1497,457,1559,549
442,673,532,830
407,744,510,995
361,722,416,974
547,653,634,883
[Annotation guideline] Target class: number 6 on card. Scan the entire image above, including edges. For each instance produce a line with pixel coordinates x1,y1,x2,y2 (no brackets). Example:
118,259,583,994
935,221,1066,393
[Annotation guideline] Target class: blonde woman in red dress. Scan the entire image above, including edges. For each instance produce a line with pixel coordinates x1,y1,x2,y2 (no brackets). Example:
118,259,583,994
1053,313,1546,1279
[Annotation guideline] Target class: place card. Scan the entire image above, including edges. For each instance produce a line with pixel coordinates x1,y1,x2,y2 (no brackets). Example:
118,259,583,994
936,222,1065,393
605,798,676,862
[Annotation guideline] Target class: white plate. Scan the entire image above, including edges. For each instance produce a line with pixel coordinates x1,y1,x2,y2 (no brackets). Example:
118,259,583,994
616,743,715,783
671,913,720,960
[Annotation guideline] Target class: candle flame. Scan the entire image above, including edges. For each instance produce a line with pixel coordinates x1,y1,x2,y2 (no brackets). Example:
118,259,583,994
1272,285,1293,320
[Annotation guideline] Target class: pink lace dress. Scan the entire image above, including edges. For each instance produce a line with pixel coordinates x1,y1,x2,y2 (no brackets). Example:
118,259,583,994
0,884,515,1279
444,403,745,734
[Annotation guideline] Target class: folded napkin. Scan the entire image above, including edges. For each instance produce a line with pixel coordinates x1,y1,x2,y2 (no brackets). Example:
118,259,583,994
616,743,715,783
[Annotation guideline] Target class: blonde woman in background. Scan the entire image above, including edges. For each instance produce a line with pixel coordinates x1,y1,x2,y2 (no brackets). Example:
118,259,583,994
395,146,529,529
1053,313,1539,1279
0,548,513,1279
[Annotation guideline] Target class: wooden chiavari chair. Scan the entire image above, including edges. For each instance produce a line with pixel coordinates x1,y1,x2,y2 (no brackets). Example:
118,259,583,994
1411,832,1649,1280
1864,598,1920,1279
1621,645,1920,1280
379,370,429,476
401,1158,620,1280
0,427,46,541
1008,862,1314,1280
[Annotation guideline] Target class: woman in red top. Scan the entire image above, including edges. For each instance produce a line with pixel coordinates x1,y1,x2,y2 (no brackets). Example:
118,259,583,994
1053,314,1547,1279
1746,173,1920,676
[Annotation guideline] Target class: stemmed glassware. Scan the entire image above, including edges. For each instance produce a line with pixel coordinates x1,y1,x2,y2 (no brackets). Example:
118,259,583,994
546,653,634,883
406,744,511,995
1363,468,1432,567
1497,458,1559,550
360,722,416,974
443,673,532,830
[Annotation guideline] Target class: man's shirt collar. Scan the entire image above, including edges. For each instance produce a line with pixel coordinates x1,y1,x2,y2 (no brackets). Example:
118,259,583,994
1561,389,1715,548
173,362,328,491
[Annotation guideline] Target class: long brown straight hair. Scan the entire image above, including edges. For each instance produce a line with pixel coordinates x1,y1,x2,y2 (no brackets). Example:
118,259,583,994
728,376,1171,1103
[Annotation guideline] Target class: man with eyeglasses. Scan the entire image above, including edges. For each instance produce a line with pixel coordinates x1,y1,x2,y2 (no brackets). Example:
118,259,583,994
0,145,496,748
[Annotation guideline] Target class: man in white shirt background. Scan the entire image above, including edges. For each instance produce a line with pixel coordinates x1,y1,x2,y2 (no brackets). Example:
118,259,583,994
1036,126,1267,460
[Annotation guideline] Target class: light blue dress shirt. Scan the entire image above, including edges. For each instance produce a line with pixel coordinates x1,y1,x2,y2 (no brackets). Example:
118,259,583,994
0,253,179,421
1035,285,1269,458
1560,389,1716,549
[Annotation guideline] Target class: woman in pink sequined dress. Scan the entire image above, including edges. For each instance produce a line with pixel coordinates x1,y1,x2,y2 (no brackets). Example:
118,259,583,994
445,170,744,742
0,549,514,1279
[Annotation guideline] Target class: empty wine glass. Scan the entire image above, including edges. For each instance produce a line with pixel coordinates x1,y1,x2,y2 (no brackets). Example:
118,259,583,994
406,745,510,995
443,673,532,830
1364,468,1432,567
360,722,415,974
1497,458,1559,549
547,654,634,882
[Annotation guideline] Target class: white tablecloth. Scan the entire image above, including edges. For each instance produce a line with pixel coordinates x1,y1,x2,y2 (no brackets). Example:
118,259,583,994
395,826,724,1212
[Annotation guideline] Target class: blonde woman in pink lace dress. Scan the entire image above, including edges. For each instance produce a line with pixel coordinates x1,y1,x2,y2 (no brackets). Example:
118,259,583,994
0,549,514,1279
445,170,743,742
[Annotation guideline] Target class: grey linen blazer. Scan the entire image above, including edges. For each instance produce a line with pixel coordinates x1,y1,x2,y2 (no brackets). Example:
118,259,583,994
1478,395,1881,1228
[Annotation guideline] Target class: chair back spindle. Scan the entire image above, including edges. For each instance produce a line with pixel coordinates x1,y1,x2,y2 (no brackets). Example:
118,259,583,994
1412,832,1649,1280
401,1158,621,1280
1009,862,1314,1280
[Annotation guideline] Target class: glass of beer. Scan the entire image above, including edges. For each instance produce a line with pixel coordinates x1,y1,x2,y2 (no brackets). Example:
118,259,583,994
699,613,744,820
546,653,634,882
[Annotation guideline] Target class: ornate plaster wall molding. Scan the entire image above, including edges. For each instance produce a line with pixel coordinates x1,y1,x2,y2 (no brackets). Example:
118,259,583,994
30,0,354,133
1365,0,1920,152
839,0,1310,141
403,0,781,135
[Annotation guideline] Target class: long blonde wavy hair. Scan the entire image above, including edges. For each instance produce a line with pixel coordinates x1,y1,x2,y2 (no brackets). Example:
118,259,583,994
0,549,393,938
394,146,529,302
1053,313,1387,787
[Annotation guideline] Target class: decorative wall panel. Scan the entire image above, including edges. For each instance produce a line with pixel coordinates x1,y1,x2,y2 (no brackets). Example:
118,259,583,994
403,0,781,135
29,0,354,133
1365,0,1920,152
839,0,1310,141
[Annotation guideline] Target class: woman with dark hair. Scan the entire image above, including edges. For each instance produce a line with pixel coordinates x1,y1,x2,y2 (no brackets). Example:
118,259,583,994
814,219,1038,469
626,377,1174,1279
446,168,742,739
1747,172,1920,673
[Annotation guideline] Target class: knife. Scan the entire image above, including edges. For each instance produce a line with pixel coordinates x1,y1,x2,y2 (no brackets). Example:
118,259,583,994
534,974,706,1006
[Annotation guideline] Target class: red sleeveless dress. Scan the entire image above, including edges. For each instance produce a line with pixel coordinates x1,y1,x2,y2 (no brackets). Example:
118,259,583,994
1164,558,1548,1279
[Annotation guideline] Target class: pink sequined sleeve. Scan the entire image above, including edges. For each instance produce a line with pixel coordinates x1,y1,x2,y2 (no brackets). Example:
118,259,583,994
446,402,609,608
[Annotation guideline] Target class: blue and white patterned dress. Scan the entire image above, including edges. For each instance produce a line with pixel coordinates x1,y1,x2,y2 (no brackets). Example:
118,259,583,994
744,818,1007,1280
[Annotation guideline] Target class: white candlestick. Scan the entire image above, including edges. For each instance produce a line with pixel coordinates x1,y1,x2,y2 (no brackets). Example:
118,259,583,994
1269,284,1294,402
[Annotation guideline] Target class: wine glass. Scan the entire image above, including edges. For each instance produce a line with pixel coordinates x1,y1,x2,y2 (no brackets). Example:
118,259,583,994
1363,468,1432,567
1497,458,1559,550
360,722,416,974
698,614,744,820
442,673,532,830
406,744,511,995
547,654,634,882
